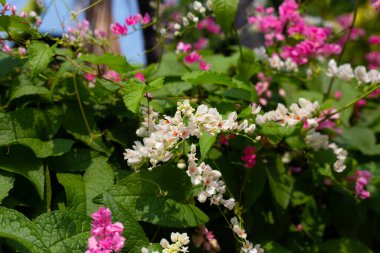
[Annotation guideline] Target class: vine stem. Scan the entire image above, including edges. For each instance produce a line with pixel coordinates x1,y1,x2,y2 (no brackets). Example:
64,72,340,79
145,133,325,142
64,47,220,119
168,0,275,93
321,83,380,123
325,0,359,98
73,76,93,141
57,54,125,88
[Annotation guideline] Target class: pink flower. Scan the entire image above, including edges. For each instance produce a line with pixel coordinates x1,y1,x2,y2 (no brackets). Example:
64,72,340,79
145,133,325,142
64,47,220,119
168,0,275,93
199,60,211,71
194,38,209,50
296,224,303,232
354,170,372,199
141,13,151,24
94,29,106,38
18,47,26,56
111,22,128,35
134,72,146,82
85,73,96,82
176,41,192,53
184,51,201,64
104,70,122,83
197,17,221,34
369,35,380,45
20,11,27,18
241,146,257,168
334,91,343,100
86,207,126,253
369,0,380,10
126,15,140,26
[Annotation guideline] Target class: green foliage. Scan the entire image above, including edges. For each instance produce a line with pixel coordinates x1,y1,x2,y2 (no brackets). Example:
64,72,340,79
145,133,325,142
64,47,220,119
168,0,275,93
28,41,54,77
211,0,239,34
267,157,294,209
199,131,217,159
79,53,133,72
98,165,209,227
0,207,90,253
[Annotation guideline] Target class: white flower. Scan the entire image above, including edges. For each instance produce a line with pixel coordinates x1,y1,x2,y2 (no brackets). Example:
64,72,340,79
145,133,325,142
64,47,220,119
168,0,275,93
251,103,262,115
354,66,371,83
193,1,203,11
337,64,354,81
223,198,235,210
326,59,338,77
368,69,380,83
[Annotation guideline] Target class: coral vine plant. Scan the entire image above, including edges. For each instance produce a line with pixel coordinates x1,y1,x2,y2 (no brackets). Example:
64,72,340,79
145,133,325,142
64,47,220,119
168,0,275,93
0,0,380,253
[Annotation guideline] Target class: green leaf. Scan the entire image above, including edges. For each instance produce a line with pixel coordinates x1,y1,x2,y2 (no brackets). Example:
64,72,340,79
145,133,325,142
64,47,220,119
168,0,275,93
57,154,114,215
28,41,54,77
258,121,303,144
212,0,239,34
146,77,165,92
0,146,44,199
61,102,110,155
338,127,380,155
266,157,294,209
0,170,14,204
103,192,149,253
80,53,133,72
263,241,291,253
9,85,49,102
263,241,292,253
237,48,260,80
0,108,73,158
301,199,328,241
242,163,266,209
0,53,25,77
33,211,91,253
100,166,208,227
123,81,146,113
199,132,217,159
319,238,373,253
0,16,33,44
0,207,48,253
0,1,5,6
182,71,236,87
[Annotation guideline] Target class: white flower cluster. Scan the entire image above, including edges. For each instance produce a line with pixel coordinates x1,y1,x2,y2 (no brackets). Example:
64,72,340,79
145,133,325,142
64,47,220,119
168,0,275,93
305,131,348,172
124,100,256,170
255,98,320,127
231,217,264,253
187,144,235,209
160,232,190,253
326,59,380,84
136,107,159,137
254,47,298,72
172,0,211,36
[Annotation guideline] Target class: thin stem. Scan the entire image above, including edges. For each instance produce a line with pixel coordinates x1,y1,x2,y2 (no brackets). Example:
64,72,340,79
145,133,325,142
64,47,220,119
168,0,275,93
233,25,244,61
57,54,125,88
73,76,93,139
321,83,380,123
325,0,359,98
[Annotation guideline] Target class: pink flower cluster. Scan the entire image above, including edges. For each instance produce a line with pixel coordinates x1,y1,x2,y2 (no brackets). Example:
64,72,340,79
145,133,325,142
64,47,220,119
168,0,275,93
104,70,122,83
370,0,380,10
255,73,272,106
0,3,17,15
336,14,365,45
66,20,93,43
197,17,221,34
111,13,150,36
192,225,221,253
316,108,342,135
241,146,257,168
353,170,372,200
86,207,125,253
176,41,211,70
248,0,341,65
366,35,380,69
219,133,235,146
